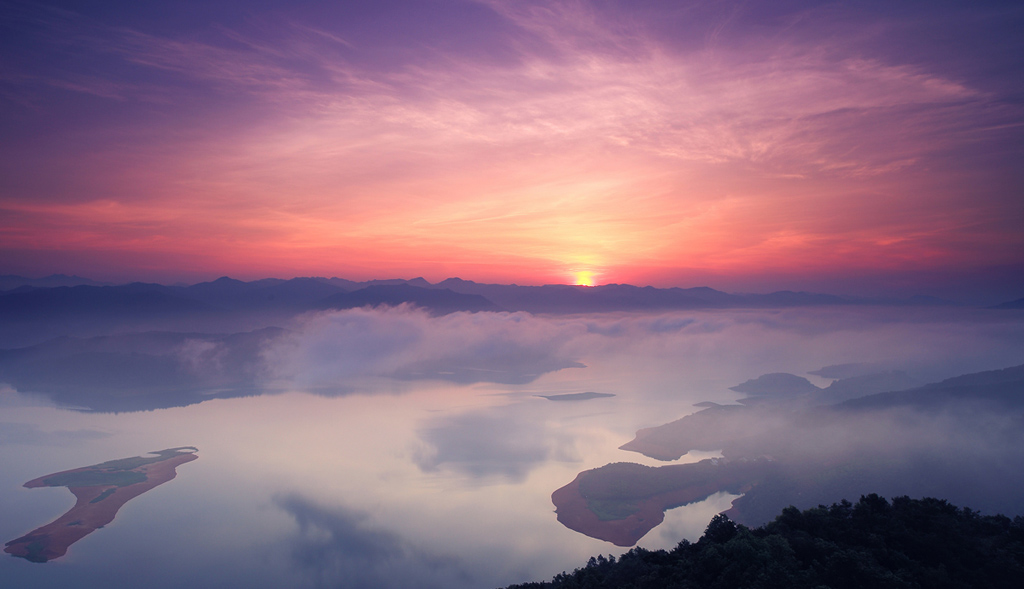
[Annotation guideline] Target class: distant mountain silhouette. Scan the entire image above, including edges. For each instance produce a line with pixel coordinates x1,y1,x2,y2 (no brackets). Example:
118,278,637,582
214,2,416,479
434,279,720,312
0,275,966,327
992,297,1024,309
840,363,1024,411
821,370,921,402
431,277,939,312
311,276,362,290
0,274,113,291
0,274,971,347
0,283,217,320
180,276,346,311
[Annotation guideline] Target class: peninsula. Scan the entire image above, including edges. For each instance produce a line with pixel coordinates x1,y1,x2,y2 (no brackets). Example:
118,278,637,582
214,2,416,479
552,364,1024,545
551,458,772,546
4,447,198,563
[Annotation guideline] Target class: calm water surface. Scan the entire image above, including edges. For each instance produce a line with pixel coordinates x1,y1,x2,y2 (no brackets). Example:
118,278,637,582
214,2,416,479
2,307,1022,588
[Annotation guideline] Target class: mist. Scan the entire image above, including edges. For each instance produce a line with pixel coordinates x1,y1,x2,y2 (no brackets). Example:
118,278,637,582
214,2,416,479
2,300,1023,586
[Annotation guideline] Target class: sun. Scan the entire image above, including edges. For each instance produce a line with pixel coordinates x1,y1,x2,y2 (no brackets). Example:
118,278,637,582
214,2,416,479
574,271,596,287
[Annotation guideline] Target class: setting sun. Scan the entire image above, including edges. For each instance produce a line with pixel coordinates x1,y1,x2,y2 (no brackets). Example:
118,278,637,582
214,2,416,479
575,271,596,287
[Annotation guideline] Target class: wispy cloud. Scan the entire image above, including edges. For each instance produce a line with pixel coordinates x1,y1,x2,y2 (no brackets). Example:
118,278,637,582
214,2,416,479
0,0,1020,290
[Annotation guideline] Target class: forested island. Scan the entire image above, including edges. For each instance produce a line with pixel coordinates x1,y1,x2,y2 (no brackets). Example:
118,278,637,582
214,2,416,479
506,495,1024,588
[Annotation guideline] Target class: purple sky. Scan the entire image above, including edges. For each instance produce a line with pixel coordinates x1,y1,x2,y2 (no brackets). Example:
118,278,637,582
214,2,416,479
1,1,1022,301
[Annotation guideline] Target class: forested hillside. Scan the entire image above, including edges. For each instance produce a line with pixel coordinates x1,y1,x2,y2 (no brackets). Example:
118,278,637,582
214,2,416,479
505,495,1024,589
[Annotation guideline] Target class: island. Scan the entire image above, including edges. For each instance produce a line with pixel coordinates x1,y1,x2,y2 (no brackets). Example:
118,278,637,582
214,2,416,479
4,446,198,563
536,392,616,402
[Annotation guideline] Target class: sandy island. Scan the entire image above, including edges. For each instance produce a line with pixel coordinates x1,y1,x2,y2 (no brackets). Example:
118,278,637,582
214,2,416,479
5,447,198,563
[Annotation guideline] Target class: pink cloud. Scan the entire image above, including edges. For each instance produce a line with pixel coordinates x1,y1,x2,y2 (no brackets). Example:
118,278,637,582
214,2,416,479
0,1,1019,293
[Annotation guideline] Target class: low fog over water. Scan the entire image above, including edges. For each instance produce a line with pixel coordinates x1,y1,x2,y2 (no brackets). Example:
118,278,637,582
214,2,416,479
2,297,1023,588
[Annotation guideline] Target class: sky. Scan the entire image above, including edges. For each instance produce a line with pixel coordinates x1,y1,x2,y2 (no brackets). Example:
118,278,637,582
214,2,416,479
1,0,1022,300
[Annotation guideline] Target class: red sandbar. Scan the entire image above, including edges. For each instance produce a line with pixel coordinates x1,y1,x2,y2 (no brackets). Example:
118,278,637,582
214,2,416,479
5,451,197,562
552,461,762,546
552,475,658,547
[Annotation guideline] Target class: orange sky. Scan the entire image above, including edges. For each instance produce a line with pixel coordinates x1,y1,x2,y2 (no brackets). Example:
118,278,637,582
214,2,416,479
1,1,1022,299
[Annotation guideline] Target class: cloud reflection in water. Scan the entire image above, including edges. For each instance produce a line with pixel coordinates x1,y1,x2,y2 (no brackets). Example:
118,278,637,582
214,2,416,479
275,494,472,589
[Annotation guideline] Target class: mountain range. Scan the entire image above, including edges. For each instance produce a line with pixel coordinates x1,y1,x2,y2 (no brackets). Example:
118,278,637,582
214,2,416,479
0,274,993,319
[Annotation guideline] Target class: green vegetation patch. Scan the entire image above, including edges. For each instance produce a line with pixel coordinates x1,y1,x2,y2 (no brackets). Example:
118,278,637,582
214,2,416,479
91,447,197,472
93,456,161,471
21,539,49,563
578,461,719,501
43,469,146,488
89,488,117,503
586,498,642,521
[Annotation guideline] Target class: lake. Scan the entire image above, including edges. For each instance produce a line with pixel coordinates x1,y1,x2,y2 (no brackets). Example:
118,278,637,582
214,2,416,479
3,306,1023,588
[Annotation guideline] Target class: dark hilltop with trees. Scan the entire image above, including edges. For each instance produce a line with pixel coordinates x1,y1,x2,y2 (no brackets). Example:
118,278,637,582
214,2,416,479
503,495,1024,589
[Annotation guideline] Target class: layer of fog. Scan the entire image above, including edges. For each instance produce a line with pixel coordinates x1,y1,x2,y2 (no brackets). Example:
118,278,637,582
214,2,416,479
2,304,1022,413
270,305,1024,522
267,305,1024,396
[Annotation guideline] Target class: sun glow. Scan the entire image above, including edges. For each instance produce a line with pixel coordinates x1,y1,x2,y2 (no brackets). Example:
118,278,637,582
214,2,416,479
574,271,596,287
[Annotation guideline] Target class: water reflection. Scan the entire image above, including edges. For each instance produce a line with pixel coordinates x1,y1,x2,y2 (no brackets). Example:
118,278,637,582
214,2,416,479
0,422,108,446
414,404,580,481
277,494,472,589
0,307,1022,588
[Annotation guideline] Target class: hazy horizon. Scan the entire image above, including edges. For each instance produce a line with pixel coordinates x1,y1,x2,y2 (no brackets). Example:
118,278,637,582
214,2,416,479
2,270,1022,307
